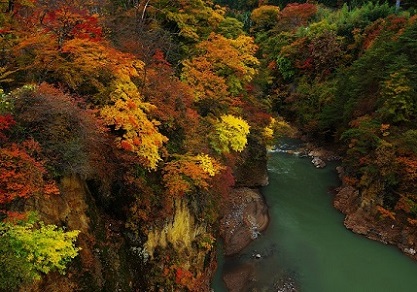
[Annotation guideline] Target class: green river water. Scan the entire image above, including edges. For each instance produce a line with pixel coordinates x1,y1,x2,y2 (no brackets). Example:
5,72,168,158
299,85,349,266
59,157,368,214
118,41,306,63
212,143,417,292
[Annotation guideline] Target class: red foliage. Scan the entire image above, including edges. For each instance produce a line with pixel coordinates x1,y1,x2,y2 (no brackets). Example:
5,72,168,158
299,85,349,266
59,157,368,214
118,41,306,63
0,114,15,141
279,3,317,30
41,7,103,43
2,211,29,222
242,101,271,128
175,267,194,288
209,166,235,200
152,49,171,68
362,19,385,50
296,57,313,70
385,15,408,32
0,143,59,205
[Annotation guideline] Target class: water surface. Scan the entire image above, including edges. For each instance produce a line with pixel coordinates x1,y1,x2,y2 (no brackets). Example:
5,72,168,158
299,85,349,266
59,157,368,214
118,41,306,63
212,146,417,291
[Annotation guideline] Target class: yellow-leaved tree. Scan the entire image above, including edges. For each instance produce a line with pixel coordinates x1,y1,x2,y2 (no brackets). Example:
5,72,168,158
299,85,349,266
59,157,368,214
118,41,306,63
100,60,168,170
210,114,250,153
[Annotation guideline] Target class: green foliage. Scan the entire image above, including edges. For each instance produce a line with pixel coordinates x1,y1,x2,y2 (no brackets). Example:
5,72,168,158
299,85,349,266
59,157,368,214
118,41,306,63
276,56,295,80
0,235,35,290
400,130,417,154
378,67,415,124
216,17,245,39
0,215,80,290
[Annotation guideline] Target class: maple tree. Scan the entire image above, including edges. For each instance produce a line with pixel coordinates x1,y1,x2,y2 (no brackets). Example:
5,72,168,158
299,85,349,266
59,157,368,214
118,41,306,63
0,143,59,206
277,3,317,32
143,50,201,153
0,114,15,141
4,0,417,290
162,154,223,198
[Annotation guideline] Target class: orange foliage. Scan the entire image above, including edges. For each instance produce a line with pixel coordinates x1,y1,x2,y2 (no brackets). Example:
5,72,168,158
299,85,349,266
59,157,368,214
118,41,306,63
376,205,396,221
175,267,194,289
163,159,210,198
0,143,59,205
1,211,29,222
396,156,417,182
162,155,223,198
362,19,385,50
407,218,417,226
342,176,358,186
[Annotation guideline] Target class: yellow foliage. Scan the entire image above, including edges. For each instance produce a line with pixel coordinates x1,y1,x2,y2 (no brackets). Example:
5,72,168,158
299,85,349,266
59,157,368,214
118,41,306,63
272,118,296,138
162,154,223,197
100,59,167,170
210,114,250,153
195,154,223,176
251,5,280,24
181,33,259,97
263,117,276,146
144,199,208,259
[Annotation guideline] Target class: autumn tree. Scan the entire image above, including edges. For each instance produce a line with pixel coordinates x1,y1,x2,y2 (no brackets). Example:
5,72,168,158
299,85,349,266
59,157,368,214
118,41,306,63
0,143,59,206
181,32,259,115
210,114,250,154
277,3,317,32
0,215,80,290
162,154,223,198
143,50,201,154
250,5,280,33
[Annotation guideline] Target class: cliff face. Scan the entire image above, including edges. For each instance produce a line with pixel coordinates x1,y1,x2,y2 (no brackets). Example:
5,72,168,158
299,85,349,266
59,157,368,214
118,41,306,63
22,175,139,291
234,138,269,188
217,141,270,290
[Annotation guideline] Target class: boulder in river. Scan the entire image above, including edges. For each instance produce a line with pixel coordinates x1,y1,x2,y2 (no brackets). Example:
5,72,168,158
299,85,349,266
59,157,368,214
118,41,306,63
220,187,269,255
311,157,326,168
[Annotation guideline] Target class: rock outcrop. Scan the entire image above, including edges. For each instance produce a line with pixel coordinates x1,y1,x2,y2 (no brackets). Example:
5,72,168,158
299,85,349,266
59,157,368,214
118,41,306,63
219,188,269,256
334,175,417,261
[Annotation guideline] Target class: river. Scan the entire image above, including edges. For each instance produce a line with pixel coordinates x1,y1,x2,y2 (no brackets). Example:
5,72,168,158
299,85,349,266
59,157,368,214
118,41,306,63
212,142,417,291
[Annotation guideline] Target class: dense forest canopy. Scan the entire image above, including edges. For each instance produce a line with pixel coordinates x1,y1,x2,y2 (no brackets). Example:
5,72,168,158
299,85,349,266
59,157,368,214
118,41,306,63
1,0,417,290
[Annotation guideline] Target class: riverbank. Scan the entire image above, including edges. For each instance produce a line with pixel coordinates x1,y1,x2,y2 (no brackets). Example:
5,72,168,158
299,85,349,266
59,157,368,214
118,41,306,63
301,142,417,262
334,183,417,261
213,139,417,291
297,144,417,261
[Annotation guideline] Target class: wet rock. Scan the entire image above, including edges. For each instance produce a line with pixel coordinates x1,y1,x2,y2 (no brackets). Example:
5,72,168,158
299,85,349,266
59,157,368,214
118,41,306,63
220,188,269,255
311,157,326,168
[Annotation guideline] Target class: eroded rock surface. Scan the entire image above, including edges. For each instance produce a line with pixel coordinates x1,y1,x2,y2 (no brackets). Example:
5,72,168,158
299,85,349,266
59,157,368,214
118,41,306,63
220,188,269,256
